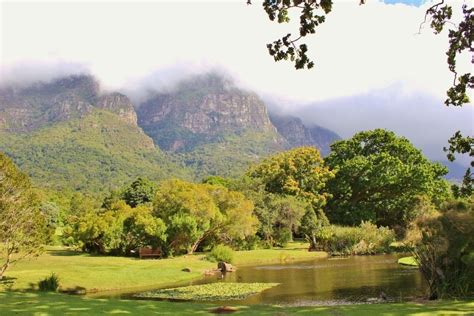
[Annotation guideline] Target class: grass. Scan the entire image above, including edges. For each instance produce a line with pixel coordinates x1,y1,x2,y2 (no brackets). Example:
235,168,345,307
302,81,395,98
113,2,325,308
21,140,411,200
135,283,279,301
3,247,214,293
0,291,473,315
233,241,327,266
1,242,325,293
398,256,418,267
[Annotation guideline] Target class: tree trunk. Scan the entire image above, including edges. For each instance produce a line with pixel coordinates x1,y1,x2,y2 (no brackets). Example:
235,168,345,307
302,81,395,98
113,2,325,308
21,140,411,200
188,236,205,255
0,252,12,280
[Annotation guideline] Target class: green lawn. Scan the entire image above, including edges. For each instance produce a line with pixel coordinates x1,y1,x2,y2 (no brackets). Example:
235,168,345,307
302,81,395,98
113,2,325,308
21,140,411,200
2,242,325,293
0,291,473,315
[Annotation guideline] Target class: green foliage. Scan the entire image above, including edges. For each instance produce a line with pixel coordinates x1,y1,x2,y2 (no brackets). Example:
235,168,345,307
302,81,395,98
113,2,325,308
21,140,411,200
407,198,474,299
0,152,49,279
444,131,473,198
121,177,157,207
181,131,285,180
38,273,60,292
248,146,335,208
135,282,279,301
0,110,192,193
206,244,234,263
63,201,166,255
263,0,333,69
325,129,450,232
153,179,257,255
316,222,395,256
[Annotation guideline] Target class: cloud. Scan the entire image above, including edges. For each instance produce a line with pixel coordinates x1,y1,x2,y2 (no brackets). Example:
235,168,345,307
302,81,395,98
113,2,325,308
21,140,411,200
277,83,473,166
1,0,470,102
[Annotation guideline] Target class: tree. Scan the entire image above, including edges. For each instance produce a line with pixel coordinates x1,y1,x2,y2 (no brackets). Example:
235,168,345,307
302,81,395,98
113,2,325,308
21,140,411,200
153,179,257,255
64,200,166,255
248,146,335,208
121,177,157,207
0,152,48,279
324,129,450,231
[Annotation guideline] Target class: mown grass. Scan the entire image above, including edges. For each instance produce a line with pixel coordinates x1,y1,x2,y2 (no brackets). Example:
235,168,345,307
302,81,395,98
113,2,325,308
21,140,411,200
1,243,325,293
233,241,327,266
3,247,214,293
0,291,473,315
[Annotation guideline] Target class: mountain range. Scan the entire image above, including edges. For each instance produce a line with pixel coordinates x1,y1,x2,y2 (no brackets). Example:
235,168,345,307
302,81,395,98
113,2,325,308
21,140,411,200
0,73,340,192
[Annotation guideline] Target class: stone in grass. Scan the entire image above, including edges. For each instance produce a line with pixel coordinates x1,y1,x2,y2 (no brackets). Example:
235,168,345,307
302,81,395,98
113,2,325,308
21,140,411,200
182,267,192,272
209,306,239,314
218,262,236,272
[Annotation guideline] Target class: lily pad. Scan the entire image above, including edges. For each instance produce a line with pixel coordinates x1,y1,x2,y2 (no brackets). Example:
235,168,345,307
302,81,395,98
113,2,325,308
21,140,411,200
134,282,279,301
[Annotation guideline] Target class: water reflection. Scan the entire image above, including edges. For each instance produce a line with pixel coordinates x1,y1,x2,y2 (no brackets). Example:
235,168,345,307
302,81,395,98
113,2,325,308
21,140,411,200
196,254,424,305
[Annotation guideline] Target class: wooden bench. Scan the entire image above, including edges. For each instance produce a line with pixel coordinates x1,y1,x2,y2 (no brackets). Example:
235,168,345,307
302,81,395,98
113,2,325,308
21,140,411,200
138,247,162,259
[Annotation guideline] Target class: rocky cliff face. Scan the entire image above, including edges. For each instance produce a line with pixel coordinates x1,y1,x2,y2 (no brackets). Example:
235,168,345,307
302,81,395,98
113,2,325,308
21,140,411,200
270,113,340,155
137,73,281,152
0,75,138,131
97,92,138,126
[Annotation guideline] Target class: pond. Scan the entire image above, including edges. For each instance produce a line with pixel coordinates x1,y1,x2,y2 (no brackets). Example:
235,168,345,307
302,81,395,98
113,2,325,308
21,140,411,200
103,254,425,305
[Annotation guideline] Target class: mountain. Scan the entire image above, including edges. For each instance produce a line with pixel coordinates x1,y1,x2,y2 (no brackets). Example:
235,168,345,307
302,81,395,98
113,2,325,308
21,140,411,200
137,73,286,178
0,75,191,192
269,113,340,155
0,72,342,190
137,73,281,152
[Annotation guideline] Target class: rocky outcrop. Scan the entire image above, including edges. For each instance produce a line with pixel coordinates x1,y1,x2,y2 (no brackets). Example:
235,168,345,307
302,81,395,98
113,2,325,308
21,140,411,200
137,73,281,152
98,93,137,126
270,113,340,155
0,75,138,132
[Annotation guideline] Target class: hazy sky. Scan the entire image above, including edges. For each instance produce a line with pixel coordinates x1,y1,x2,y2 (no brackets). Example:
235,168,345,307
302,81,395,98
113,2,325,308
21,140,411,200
1,0,472,162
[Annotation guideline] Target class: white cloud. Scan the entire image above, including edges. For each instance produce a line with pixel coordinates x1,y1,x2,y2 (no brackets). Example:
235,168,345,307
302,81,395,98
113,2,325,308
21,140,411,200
1,0,470,103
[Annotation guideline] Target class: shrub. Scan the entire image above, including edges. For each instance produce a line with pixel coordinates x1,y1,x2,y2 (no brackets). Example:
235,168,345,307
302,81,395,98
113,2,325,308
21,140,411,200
38,273,60,292
206,244,234,263
407,198,474,299
317,222,395,255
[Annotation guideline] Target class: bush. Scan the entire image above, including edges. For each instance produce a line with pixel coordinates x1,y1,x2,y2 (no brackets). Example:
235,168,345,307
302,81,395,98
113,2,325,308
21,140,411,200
407,198,474,299
317,222,395,255
38,273,60,292
206,244,234,263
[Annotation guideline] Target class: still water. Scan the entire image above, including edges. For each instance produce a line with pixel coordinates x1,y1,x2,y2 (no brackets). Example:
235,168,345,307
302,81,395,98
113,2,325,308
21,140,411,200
115,254,425,305
198,254,425,305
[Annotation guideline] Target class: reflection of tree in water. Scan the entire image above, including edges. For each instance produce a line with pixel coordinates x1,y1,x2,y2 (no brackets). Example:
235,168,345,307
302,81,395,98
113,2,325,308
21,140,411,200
206,255,426,304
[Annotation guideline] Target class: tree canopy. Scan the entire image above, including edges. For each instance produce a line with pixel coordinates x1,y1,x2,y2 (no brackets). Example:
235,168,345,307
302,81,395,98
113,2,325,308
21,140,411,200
324,129,450,231
0,152,49,279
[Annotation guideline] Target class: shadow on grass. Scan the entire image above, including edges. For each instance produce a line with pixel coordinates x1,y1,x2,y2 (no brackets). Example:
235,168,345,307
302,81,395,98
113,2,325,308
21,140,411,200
47,249,83,257
0,290,473,315
0,277,17,291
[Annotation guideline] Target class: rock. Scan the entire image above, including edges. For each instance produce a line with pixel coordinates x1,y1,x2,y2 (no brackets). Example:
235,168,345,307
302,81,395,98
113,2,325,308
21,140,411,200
209,306,239,314
269,113,340,156
218,262,236,273
97,93,138,126
137,73,281,152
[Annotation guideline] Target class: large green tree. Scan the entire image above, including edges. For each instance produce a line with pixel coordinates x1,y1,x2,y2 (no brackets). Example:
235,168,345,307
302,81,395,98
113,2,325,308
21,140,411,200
248,146,335,208
0,152,48,279
324,129,450,230
153,179,257,255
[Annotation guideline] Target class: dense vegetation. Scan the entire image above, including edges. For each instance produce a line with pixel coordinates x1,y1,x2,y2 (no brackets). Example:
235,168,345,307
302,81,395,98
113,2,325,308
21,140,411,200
1,128,472,301
0,110,192,192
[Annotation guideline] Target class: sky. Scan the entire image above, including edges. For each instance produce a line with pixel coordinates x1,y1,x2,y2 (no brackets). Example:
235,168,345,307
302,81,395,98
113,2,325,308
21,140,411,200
0,0,472,163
